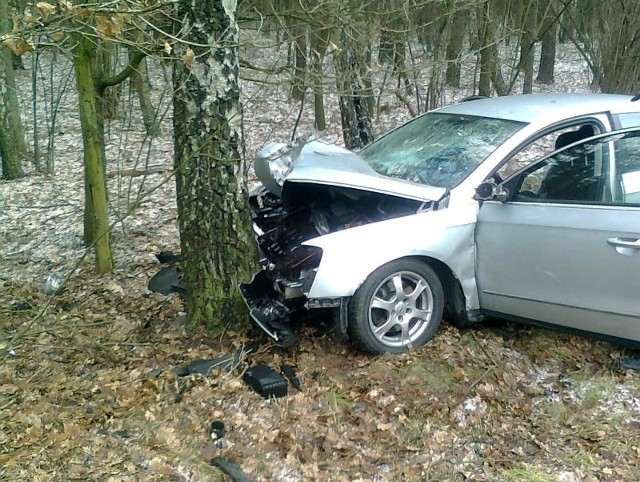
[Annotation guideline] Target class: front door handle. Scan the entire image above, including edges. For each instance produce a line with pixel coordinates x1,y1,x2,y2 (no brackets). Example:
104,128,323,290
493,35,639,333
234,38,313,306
606,237,640,249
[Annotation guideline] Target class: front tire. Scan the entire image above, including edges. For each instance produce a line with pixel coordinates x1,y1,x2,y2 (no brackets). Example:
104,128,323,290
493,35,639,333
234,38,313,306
348,259,444,354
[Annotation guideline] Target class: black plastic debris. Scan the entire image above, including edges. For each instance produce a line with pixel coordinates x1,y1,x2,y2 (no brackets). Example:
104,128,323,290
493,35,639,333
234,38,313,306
620,356,640,371
174,343,259,377
243,364,288,398
281,364,301,391
210,457,255,482
208,420,226,441
9,301,31,312
148,266,184,296
155,251,182,264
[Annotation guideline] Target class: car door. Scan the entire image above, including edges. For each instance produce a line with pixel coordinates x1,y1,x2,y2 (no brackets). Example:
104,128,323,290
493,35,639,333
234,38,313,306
475,129,640,342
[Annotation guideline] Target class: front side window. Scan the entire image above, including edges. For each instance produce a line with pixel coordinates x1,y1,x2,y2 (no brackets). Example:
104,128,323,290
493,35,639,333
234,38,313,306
513,137,610,203
512,129,640,206
359,113,526,190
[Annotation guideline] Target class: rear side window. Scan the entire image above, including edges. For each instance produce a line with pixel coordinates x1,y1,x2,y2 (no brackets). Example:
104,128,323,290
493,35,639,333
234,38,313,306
612,132,640,205
618,113,640,128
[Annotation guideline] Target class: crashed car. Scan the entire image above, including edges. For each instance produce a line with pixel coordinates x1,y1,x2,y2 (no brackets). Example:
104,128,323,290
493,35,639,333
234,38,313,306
241,93,640,354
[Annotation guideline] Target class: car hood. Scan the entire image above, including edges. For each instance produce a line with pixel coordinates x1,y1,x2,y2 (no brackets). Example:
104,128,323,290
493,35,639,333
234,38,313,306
256,139,448,203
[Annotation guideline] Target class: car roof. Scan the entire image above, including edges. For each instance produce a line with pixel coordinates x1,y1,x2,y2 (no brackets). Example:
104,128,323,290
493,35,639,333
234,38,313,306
437,93,637,124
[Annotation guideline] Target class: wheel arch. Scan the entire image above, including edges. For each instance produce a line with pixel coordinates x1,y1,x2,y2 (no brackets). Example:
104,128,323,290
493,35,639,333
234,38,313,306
402,255,476,328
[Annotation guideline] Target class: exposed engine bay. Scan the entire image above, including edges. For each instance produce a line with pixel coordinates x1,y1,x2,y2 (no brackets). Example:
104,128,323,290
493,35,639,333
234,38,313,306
240,182,427,345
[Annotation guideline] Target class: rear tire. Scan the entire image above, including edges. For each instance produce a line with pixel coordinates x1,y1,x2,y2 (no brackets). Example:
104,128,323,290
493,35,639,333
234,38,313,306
348,259,444,354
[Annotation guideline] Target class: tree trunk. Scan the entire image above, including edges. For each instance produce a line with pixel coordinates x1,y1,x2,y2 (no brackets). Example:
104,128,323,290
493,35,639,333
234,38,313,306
289,3,307,102
334,28,374,150
173,0,257,329
478,2,493,97
445,6,468,88
519,2,537,94
130,52,159,136
0,0,27,179
537,16,557,84
96,41,120,121
310,26,331,131
73,37,113,273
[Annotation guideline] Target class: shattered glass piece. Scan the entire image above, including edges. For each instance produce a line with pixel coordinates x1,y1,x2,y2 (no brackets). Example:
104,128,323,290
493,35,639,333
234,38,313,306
44,273,63,295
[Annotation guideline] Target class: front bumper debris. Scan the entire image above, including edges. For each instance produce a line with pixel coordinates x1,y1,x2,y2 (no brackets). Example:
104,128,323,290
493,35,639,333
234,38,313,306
240,270,299,347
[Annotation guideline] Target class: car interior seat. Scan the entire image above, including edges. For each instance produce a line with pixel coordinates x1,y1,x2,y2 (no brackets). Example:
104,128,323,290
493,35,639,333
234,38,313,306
539,125,599,201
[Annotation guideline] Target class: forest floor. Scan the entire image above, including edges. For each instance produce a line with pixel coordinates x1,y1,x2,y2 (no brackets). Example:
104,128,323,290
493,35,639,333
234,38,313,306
1,36,639,481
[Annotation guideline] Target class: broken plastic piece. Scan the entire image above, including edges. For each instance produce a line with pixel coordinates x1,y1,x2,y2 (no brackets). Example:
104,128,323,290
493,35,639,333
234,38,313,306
243,364,288,398
174,343,258,377
280,364,301,391
620,356,640,371
208,420,226,441
156,251,182,264
210,457,255,482
148,266,184,295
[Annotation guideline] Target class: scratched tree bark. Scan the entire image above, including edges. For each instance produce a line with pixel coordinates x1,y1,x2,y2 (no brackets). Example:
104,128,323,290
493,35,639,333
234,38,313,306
173,0,257,329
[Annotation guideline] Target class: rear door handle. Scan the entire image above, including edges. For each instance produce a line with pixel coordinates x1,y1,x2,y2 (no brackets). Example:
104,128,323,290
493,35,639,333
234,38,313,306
606,237,640,249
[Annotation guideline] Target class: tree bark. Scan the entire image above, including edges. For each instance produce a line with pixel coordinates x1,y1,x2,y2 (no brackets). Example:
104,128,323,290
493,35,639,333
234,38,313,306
173,0,257,329
445,6,468,88
96,41,120,121
334,27,374,150
73,37,113,273
478,2,493,97
310,25,330,131
519,2,537,94
0,0,27,180
291,23,307,101
536,15,557,84
130,51,159,136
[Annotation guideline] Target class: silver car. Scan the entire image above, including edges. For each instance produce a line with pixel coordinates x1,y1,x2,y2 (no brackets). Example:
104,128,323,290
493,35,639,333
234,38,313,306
241,93,640,354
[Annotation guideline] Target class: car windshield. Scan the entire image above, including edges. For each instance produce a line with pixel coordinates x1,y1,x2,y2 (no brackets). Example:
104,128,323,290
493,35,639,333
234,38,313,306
359,112,527,189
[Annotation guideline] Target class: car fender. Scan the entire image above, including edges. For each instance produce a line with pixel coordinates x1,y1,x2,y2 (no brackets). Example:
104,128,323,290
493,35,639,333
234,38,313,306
303,206,480,310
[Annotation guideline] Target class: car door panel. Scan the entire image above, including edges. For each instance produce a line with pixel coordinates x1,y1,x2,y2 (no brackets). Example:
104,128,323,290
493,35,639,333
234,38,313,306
476,202,640,340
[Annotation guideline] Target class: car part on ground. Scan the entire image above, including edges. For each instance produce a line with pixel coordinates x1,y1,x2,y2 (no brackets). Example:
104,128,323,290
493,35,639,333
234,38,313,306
210,457,255,482
174,343,258,377
243,363,288,398
148,266,184,296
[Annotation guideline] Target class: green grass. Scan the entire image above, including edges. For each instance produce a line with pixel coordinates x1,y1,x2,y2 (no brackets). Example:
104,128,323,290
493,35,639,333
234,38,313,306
498,465,557,482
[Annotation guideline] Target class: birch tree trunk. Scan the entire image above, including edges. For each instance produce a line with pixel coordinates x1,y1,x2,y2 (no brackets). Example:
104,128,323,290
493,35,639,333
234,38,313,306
173,0,257,329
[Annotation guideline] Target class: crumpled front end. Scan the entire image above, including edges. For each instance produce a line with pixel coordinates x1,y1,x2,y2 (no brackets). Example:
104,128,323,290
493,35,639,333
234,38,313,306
240,187,325,346
240,183,426,345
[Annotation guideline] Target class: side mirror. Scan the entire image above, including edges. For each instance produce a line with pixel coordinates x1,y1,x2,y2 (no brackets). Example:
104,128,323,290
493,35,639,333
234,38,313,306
474,180,509,202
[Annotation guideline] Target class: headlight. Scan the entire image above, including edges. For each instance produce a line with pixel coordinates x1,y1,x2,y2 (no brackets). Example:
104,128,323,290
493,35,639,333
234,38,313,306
254,142,294,196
